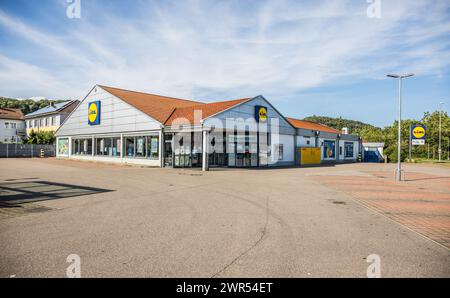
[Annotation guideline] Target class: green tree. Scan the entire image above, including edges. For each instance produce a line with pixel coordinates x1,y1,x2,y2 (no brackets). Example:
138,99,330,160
26,130,56,145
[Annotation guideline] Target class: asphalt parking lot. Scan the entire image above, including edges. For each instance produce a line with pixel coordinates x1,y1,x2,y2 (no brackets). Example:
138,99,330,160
0,158,449,277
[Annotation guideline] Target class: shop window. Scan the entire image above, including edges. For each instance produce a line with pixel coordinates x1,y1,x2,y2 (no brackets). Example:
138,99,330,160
135,136,146,157
96,138,113,156
147,136,159,160
323,140,336,159
72,138,92,155
345,142,354,158
174,133,192,167
124,135,158,159
112,137,121,157
93,137,120,157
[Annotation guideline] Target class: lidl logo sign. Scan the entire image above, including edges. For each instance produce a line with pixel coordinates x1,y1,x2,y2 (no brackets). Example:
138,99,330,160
255,106,268,123
88,101,101,126
411,124,426,139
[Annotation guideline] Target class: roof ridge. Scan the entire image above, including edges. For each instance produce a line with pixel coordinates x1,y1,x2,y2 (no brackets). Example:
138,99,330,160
0,107,21,112
174,97,251,111
98,85,204,105
287,117,340,133
164,97,252,125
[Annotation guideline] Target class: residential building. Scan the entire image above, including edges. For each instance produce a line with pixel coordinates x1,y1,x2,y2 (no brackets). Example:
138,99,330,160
0,108,26,143
24,100,79,136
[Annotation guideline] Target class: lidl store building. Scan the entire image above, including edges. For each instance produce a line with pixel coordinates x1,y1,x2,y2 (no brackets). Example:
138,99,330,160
55,85,361,170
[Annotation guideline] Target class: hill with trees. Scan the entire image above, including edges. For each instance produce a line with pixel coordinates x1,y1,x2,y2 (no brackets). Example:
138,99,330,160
303,115,377,134
0,97,68,116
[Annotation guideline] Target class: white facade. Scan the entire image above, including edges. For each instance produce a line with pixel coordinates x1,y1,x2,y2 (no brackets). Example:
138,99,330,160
56,86,162,167
57,86,161,136
26,114,61,130
296,135,315,147
0,118,26,143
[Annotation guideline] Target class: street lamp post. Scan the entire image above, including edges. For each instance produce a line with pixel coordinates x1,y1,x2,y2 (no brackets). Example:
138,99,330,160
387,73,415,182
438,101,444,162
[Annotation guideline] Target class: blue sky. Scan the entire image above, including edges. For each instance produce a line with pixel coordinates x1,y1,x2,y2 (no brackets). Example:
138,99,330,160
0,0,449,127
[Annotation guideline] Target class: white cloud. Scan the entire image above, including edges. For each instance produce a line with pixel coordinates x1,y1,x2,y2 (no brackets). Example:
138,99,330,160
0,0,449,101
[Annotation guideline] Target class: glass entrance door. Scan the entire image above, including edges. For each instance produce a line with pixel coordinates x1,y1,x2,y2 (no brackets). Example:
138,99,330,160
227,130,259,168
259,131,269,167
164,134,173,167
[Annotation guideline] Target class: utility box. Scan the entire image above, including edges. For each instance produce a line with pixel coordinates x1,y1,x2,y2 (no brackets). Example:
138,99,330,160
300,147,321,165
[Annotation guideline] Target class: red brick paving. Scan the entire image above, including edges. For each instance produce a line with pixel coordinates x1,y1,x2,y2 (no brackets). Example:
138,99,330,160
313,170,450,248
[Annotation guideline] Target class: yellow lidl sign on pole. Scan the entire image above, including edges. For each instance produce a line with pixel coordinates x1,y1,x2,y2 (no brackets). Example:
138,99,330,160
88,101,101,126
255,106,268,123
411,124,426,139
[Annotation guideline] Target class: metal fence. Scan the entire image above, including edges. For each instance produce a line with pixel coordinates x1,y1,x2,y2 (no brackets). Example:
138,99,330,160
0,144,55,158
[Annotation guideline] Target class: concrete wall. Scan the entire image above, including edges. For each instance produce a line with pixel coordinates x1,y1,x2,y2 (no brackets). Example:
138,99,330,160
56,86,161,137
270,134,295,166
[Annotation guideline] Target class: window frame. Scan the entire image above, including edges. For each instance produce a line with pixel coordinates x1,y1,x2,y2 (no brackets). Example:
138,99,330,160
344,142,354,158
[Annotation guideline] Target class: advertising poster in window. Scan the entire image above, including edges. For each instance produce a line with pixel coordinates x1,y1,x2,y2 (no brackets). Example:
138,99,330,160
58,138,69,156
117,139,121,153
137,138,144,154
151,137,158,153
323,140,336,159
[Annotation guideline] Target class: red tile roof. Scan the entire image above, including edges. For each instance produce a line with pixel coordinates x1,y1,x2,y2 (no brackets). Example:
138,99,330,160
0,108,24,120
100,85,250,125
165,98,250,125
286,117,339,133
99,85,340,131
99,85,203,124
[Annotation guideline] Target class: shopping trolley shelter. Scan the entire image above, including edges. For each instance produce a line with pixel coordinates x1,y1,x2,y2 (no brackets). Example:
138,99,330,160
55,85,361,170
